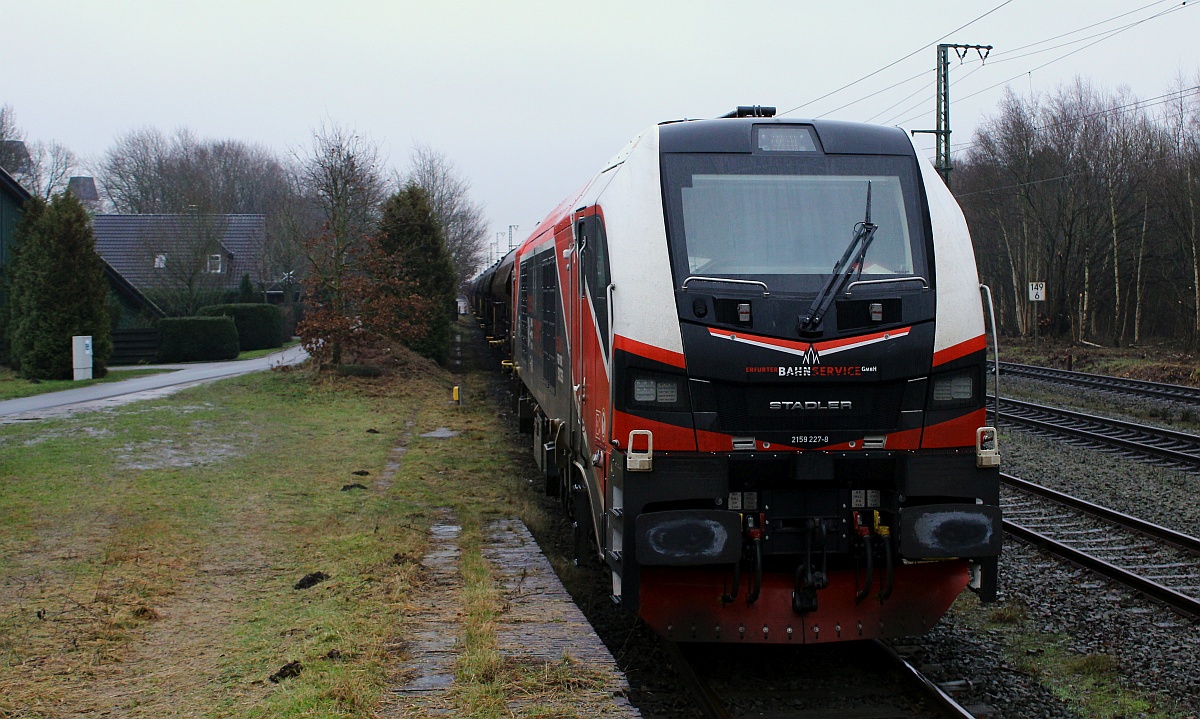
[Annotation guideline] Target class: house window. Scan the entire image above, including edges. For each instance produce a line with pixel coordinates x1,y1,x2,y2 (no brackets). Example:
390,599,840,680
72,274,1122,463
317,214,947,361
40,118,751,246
154,253,167,269
207,254,223,273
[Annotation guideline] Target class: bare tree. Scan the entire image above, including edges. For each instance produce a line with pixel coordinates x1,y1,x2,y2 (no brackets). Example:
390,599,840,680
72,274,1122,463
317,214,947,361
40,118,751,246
98,127,293,216
296,120,387,364
959,76,1200,346
97,127,171,213
401,143,489,288
22,140,79,199
140,212,233,316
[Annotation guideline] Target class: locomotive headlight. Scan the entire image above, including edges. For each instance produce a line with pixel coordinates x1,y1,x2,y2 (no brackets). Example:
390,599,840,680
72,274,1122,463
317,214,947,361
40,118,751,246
633,379,658,402
627,371,689,410
929,368,979,408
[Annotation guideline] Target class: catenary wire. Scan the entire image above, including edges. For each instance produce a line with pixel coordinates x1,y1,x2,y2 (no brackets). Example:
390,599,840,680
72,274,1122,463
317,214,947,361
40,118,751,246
778,0,1015,117
895,1,1194,128
813,68,932,119
832,1,1172,127
949,85,1200,152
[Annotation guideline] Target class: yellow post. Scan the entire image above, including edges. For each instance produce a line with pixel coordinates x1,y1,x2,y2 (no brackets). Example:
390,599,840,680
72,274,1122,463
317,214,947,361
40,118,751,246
452,386,460,405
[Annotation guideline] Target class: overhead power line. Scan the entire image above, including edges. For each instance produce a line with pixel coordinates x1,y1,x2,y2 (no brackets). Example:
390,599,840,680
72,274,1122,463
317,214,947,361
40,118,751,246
895,0,1195,128
823,1,1169,126
778,0,1015,117
950,85,1200,153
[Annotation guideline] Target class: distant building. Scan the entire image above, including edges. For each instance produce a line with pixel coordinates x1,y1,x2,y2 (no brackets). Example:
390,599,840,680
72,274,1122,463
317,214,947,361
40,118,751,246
93,214,267,298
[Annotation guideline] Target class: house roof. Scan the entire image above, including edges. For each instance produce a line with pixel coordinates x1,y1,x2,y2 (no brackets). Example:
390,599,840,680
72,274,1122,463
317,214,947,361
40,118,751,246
0,163,31,204
92,213,266,292
101,256,164,317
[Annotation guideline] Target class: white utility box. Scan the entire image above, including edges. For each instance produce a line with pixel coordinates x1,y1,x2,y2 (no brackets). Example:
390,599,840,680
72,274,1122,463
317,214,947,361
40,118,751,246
72,335,93,381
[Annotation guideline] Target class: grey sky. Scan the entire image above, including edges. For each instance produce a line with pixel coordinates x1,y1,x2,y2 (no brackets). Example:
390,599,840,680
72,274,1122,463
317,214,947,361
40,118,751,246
1,1,1196,261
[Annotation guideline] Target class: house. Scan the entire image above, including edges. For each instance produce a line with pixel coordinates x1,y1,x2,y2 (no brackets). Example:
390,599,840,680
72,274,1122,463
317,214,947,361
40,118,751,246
93,214,267,303
0,164,31,279
0,167,162,336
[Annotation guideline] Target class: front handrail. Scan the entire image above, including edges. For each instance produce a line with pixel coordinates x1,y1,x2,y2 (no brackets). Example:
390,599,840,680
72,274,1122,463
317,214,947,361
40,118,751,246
680,276,770,296
844,276,928,294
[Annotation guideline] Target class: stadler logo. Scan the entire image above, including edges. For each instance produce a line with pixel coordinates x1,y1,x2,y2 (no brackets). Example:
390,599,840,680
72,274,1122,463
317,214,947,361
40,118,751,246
769,400,853,410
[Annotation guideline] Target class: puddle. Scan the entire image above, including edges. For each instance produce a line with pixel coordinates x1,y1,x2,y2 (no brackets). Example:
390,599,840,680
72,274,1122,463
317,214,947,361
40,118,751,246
419,428,459,439
116,438,242,470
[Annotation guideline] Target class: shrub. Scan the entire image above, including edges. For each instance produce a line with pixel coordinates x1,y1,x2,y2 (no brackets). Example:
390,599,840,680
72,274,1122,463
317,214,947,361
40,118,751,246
197,303,284,351
156,317,239,362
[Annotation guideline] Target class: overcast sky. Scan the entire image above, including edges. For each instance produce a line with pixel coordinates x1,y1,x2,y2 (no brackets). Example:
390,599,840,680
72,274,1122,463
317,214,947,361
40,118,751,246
2,1,1197,261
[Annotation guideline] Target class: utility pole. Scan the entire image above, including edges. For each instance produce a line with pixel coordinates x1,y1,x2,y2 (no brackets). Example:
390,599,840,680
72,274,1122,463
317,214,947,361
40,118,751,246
508,224,519,251
913,43,991,189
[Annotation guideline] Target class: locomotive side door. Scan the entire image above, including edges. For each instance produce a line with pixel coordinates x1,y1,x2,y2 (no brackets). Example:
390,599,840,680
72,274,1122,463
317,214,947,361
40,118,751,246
572,212,613,548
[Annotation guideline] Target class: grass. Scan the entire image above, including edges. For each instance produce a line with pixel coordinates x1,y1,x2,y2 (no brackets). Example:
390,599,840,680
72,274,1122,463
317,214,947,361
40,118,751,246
0,321,576,717
1001,336,1200,386
950,594,1184,718
0,366,174,401
236,339,300,361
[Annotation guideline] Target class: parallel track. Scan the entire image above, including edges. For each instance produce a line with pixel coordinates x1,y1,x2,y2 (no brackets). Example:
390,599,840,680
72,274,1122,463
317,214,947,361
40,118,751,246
995,396,1200,471
996,361,1200,405
1001,473,1200,620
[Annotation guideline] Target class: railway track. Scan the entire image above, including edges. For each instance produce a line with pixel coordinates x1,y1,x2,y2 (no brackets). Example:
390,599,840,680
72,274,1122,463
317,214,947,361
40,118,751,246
664,639,978,719
996,361,1200,405
994,396,1200,471
1001,472,1200,620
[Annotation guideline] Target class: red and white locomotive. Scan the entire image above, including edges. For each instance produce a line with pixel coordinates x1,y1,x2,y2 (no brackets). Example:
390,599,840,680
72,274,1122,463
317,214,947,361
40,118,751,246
472,107,1001,644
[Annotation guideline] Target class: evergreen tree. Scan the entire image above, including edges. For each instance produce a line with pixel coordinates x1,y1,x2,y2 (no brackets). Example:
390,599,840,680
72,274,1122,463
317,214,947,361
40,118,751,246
376,184,456,363
237,273,257,303
6,193,112,379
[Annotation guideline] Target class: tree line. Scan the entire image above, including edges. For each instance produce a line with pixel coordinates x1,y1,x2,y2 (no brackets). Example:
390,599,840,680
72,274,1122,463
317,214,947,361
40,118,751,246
956,76,1200,348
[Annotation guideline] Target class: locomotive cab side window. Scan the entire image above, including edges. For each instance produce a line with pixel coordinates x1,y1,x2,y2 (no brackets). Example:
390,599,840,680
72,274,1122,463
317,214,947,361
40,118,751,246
577,216,612,358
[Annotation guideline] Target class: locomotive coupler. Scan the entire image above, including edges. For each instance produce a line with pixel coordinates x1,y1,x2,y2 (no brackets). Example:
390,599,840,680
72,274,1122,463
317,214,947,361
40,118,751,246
791,518,829,614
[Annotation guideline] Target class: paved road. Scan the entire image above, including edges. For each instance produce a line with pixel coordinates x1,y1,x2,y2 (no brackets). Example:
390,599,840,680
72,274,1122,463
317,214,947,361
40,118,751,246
0,346,308,419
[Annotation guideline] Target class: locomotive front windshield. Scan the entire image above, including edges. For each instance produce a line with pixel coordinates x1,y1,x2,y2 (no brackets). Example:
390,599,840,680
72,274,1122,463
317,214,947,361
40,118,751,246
662,153,928,294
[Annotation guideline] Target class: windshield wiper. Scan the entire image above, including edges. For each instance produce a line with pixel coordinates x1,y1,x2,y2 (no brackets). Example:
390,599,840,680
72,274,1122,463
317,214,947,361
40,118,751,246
798,182,878,335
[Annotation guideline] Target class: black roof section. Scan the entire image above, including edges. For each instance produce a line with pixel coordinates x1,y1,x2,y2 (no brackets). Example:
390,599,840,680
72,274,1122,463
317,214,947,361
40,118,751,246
0,163,31,203
93,214,266,291
100,257,164,317
658,117,915,156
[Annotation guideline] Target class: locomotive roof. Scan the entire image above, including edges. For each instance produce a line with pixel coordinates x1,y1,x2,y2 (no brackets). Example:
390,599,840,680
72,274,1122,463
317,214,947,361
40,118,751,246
657,117,915,157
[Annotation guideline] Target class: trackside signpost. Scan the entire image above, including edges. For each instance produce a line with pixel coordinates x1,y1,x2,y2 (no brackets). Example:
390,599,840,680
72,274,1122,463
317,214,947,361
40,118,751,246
1028,282,1045,344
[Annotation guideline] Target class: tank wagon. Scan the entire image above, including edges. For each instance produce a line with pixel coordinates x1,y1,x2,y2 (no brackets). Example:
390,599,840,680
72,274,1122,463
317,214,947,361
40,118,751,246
473,107,1001,643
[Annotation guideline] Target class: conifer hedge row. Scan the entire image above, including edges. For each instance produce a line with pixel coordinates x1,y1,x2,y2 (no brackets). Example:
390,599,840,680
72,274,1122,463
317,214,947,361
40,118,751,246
197,303,284,351
156,317,240,362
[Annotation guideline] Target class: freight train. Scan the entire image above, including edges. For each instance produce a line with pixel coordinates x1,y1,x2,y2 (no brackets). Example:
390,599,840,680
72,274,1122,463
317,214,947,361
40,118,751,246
471,107,1001,644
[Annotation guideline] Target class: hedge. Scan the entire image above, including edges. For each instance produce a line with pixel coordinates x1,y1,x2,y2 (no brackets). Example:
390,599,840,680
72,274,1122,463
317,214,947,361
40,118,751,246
197,303,284,351
156,317,240,362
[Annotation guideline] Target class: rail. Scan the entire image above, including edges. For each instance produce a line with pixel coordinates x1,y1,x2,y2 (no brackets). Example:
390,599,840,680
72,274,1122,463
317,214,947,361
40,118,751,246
996,361,1200,405
993,396,1200,471
1002,472,1200,620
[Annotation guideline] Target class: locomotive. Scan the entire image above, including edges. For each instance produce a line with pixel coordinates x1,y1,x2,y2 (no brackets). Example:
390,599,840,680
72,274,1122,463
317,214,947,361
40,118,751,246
471,107,1001,644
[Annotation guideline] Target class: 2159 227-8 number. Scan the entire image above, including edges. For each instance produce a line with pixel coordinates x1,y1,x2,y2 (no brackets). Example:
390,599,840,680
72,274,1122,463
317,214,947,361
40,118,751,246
791,435,830,445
